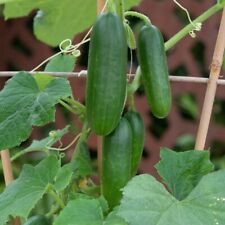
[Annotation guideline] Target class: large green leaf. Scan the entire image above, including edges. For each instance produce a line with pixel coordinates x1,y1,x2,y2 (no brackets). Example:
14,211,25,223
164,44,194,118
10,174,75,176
54,198,103,225
105,211,128,225
3,0,141,46
117,171,225,225
54,198,127,225
155,148,214,200
0,71,71,150
0,155,60,225
4,0,96,46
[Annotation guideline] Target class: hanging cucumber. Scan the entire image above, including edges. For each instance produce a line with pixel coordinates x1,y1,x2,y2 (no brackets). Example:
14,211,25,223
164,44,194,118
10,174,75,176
125,110,145,176
101,118,132,209
86,13,127,135
23,215,49,225
137,24,171,118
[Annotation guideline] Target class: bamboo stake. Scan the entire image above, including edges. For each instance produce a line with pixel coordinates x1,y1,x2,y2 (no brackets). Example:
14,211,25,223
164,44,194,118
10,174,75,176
97,0,106,15
195,8,225,150
97,0,105,179
1,150,14,185
1,150,20,225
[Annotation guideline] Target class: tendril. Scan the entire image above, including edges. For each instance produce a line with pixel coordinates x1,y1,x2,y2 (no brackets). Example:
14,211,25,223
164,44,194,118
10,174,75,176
46,133,81,152
173,0,202,38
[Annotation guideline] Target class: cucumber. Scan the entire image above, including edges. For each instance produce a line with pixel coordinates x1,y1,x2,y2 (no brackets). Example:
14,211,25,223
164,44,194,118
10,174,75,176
23,215,49,225
125,110,145,176
137,24,171,118
101,118,132,209
86,13,127,135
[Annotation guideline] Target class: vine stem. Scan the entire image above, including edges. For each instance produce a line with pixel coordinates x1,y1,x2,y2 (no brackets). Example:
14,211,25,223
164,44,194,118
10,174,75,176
115,0,124,20
48,189,65,209
11,148,46,162
124,11,151,25
165,3,223,51
195,7,225,150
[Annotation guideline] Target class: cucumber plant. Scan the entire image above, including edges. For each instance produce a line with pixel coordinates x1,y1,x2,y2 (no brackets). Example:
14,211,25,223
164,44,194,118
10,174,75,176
0,0,225,225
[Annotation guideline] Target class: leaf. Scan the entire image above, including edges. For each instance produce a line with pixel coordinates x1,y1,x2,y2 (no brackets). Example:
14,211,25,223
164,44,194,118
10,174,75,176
117,172,225,225
54,198,103,225
11,126,69,161
54,197,127,225
0,71,72,150
124,23,136,49
218,0,225,6
3,0,141,46
155,148,214,200
24,126,69,151
0,155,60,225
69,194,108,213
104,212,128,225
4,0,96,46
176,93,198,120
174,134,195,151
33,73,55,91
44,54,76,72
54,141,93,191
54,164,73,192
71,141,93,178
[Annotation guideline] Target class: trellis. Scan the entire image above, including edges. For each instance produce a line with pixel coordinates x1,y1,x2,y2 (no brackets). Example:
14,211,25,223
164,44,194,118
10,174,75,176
0,0,225,224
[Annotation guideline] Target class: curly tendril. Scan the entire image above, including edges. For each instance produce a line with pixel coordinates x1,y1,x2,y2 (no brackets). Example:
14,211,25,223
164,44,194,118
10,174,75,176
173,0,202,38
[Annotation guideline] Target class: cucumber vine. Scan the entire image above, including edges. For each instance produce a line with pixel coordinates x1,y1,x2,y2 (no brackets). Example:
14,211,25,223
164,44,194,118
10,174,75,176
0,1,225,225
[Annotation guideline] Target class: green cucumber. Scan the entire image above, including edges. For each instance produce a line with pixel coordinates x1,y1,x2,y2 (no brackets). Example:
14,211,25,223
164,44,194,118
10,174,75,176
137,24,171,118
101,118,132,209
125,110,145,176
23,215,49,225
86,13,127,135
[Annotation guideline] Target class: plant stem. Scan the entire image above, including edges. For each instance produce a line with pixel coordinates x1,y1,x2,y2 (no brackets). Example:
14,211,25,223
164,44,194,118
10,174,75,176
71,121,90,160
46,205,59,218
127,67,142,110
11,148,47,162
165,3,223,51
124,11,151,25
114,0,124,20
64,97,86,113
62,98,86,121
59,100,78,114
48,188,65,209
128,67,142,95
129,94,135,111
